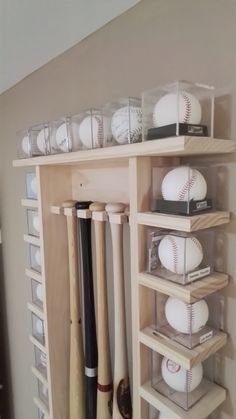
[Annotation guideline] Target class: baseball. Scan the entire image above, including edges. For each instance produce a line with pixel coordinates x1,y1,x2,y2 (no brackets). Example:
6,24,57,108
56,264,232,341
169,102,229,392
35,318,44,335
79,115,104,148
36,283,43,302
21,135,30,156
111,105,142,144
32,214,40,233
153,91,202,127
161,357,203,393
55,122,70,152
40,352,47,368
158,234,203,275
165,297,209,334
29,175,37,196
35,248,41,267
161,166,207,201
36,127,49,154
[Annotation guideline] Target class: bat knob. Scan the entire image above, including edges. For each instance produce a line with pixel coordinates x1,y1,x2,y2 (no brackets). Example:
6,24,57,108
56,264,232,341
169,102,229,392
75,201,92,210
105,202,126,214
89,202,106,212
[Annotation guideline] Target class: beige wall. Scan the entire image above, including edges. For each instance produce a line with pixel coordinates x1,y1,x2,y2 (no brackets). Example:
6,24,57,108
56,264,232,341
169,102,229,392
1,0,236,417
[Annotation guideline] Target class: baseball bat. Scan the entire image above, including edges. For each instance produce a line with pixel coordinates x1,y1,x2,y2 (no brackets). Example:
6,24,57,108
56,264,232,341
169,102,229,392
62,200,85,419
106,202,132,419
75,201,97,419
89,202,113,419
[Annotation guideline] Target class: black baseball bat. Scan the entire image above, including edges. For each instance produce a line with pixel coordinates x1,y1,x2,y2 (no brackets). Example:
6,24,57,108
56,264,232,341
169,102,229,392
75,201,97,419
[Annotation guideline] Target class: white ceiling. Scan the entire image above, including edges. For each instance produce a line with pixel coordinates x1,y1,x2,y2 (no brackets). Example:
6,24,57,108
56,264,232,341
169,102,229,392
0,0,140,94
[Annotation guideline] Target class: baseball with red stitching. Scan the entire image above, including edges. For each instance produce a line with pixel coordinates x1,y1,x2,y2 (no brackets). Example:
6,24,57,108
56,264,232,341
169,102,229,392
165,297,209,334
161,357,203,392
111,105,142,144
158,234,203,275
79,114,106,148
161,166,207,201
152,91,202,127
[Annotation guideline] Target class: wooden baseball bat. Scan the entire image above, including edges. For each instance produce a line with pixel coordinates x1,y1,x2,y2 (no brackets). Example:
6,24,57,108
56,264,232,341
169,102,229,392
62,200,85,419
89,202,113,419
75,201,97,419
106,202,132,419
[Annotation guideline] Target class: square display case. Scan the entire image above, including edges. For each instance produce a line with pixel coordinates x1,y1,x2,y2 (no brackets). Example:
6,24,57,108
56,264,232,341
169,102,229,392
38,380,49,409
38,410,49,419
29,244,42,273
151,165,217,215
26,173,38,200
32,314,45,345
153,291,223,349
103,97,142,146
49,117,73,154
71,109,104,150
147,229,213,285
31,279,43,309
35,346,47,379
142,80,214,141
27,209,40,237
151,353,215,410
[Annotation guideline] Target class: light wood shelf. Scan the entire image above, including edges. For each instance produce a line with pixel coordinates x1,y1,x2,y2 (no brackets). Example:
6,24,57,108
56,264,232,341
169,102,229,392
13,137,235,167
23,234,40,246
25,268,42,283
21,198,38,208
31,365,48,387
34,397,50,417
138,271,229,303
29,335,46,354
27,302,44,320
136,210,230,232
140,381,226,419
139,326,227,369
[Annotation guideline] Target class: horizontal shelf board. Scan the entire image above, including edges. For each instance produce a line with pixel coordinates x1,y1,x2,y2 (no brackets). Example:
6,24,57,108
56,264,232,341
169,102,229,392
138,272,229,303
23,234,40,246
13,137,235,167
29,335,47,354
139,327,227,369
33,397,50,417
25,268,42,283
21,198,38,208
27,302,44,320
136,211,230,232
31,365,48,387
140,381,226,419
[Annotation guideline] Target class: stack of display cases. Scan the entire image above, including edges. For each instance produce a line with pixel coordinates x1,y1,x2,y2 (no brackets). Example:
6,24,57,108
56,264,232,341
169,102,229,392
13,131,235,419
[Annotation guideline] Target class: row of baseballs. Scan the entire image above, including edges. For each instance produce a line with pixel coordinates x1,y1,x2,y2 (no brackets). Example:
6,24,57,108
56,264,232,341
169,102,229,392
20,90,202,156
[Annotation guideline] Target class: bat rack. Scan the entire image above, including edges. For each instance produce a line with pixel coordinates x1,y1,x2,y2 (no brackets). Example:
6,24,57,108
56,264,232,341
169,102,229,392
13,136,235,419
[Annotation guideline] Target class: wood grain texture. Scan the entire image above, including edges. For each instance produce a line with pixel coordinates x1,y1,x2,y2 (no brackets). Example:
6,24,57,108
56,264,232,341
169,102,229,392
62,200,85,419
106,203,132,419
90,202,112,419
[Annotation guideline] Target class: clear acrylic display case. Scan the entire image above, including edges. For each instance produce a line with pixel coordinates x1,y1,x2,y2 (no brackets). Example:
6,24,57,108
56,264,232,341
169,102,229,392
153,291,222,349
35,346,47,379
17,124,50,158
49,117,73,154
26,172,38,199
151,353,215,410
103,97,142,146
151,165,216,215
29,244,42,273
147,229,213,285
71,109,105,150
31,279,43,309
32,313,45,345
38,380,49,409
142,80,214,141
27,209,40,237
38,409,49,419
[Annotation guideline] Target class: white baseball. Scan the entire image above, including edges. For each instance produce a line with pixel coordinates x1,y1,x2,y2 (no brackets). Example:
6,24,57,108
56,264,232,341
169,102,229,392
55,122,70,152
37,127,49,154
21,135,30,156
29,175,37,197
111,105,142,144
35,318,44,335
79,115,104,148
161,166,207,201
153,91,202,127
158,234,203,275
39,352,47,368
35,248,41,267
36,283,43,302
161,357,203,392
165,297,209,334
32,214,40,233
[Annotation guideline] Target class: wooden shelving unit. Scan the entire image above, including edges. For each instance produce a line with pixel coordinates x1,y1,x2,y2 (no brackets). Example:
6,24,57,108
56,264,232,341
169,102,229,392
13,136,235,419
